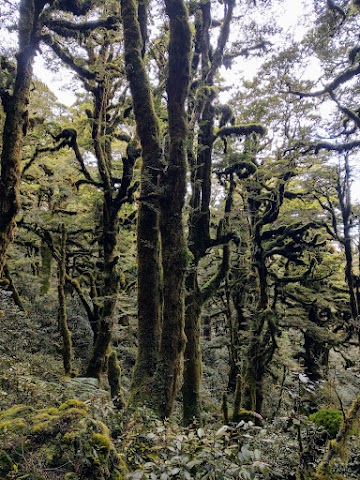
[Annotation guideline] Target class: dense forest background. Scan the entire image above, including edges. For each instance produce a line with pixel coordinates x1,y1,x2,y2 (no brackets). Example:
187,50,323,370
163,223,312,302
1,0,360,479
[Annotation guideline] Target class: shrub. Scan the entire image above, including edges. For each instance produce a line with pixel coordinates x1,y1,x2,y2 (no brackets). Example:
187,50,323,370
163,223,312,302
309,409,343,439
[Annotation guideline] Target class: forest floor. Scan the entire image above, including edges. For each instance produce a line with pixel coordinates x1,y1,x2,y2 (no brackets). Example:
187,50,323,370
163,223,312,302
1,289,360,479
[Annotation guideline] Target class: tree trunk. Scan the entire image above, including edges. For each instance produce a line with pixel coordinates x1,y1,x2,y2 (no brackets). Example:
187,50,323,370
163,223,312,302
120,0,163,403
86,201,120,379
58,224,73,376
304,304,329,381
155,0,191,419
0,0,40,277
40,241,52,295
183,268,202,424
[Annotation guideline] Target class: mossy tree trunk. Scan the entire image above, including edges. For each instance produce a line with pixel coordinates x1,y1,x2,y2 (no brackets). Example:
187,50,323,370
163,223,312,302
336,155,359,333
154,0,192,419
40,241,52,295
0,0,46,277
230,147,289,418
86,82,121,380
29,7,140,386
58,223,73,376
2,264,25,312
120,0,163,403
183,269,203,423
303,304,329,381
182,0,236,426
108,350,125,409
122,0,192,417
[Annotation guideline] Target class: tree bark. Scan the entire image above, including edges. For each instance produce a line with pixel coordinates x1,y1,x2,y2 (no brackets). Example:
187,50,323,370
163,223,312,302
0,0,42,277
120,0,163,403
155,0,191,419
58,224,73,376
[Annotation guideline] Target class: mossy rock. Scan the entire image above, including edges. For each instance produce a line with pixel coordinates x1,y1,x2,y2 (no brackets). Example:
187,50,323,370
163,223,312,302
0,399,127,479
309,409,343,439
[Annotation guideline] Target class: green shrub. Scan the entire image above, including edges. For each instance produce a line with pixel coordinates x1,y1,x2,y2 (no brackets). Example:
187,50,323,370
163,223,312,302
309,409,343,439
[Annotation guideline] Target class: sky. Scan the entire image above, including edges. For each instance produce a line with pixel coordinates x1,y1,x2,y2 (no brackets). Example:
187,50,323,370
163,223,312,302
30,0,360,201
33,0,311,107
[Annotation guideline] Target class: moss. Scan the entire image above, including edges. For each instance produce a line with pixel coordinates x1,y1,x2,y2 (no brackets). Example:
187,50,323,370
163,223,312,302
309,409,343,439
34,412,57,422
0,404,33,420
0,417,27,432
32,419,58,435
58,399,89,412
0,405,33,433
0,401,127,479
41,407,58,415
108,350,125,409
62,430,77,444
38,443,58,464
92,433,112,452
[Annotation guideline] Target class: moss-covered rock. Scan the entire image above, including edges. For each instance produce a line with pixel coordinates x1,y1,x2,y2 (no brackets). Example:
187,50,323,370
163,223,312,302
0,399,127,479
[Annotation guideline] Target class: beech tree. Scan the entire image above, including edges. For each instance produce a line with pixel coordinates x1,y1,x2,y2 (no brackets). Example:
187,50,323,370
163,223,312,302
121,0,191,418
0,0,49,277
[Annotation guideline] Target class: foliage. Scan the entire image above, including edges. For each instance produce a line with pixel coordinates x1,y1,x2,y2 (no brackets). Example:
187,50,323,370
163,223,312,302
309,409,343,439
1,1,360,479
119,409,270,480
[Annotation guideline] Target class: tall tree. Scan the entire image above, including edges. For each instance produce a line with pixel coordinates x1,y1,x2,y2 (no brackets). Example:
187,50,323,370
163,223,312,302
120,0,163,404
38,3,139,381
121,0,191,418
0,0,48,277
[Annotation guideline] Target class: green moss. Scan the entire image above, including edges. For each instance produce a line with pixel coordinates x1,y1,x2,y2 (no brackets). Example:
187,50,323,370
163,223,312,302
309,409,343,439
34,412,57,422
38,443,58,464
108,350,125,409
96,420,110,436
0,417,27,432
64,474,79,480
0,401,127,479
62,430,77,444
41,407,58,415
58,398,89,412
0,404,33,420
92,433,112,452
32,420,57,435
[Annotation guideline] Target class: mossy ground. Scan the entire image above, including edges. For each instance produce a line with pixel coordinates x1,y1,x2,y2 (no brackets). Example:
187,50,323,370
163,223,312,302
0,399,127,479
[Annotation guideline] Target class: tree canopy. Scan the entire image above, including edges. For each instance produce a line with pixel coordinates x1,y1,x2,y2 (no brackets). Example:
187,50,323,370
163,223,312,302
1,1,360,479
